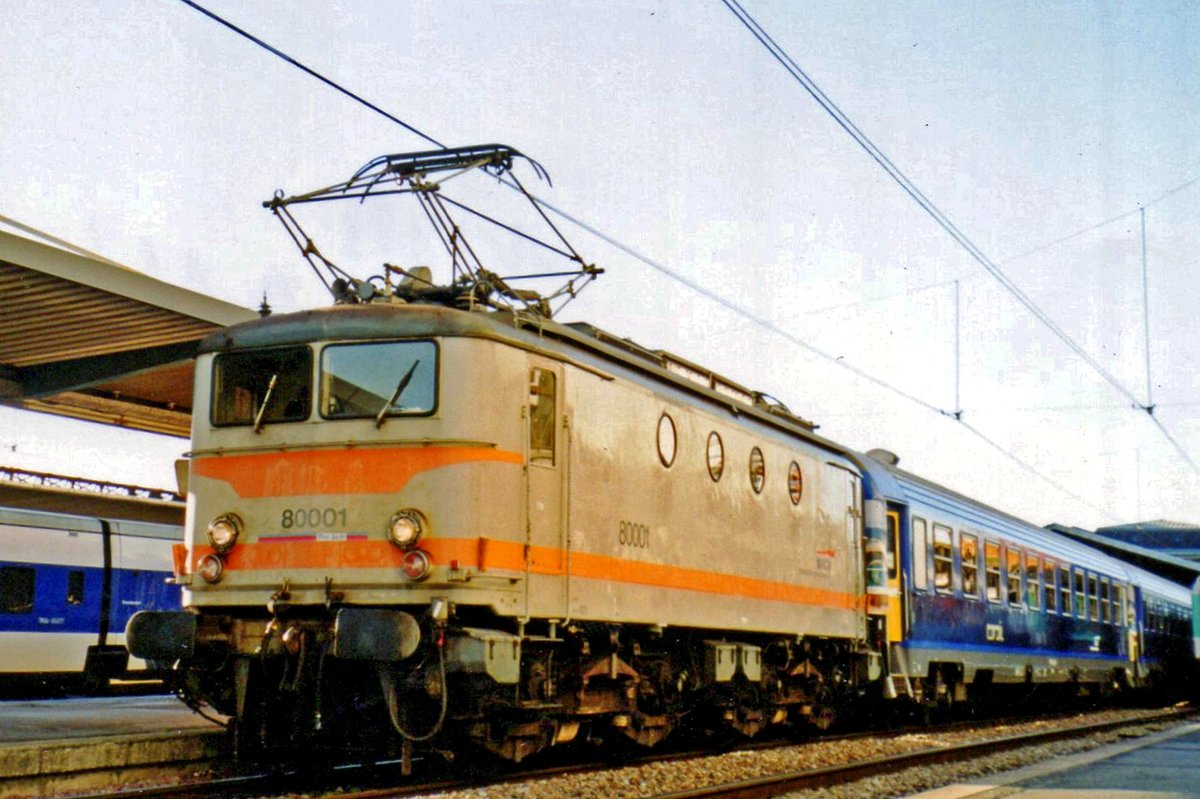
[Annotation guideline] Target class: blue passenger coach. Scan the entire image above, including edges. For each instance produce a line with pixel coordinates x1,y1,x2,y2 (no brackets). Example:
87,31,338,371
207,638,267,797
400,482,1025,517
857,450,1192,707
0,506,181,685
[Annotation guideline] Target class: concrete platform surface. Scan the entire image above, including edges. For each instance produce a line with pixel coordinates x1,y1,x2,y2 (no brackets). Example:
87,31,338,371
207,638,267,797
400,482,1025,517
0,695,222,743
907,722,1200,799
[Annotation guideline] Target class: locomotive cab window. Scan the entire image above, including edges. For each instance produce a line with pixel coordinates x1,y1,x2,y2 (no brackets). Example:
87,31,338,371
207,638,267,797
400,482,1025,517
213,346,312,427
529,368,556,464
0,566,34,614
321,340,437,419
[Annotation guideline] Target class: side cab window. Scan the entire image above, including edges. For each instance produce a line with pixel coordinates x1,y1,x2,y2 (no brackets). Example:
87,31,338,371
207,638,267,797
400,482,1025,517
529,368,556,464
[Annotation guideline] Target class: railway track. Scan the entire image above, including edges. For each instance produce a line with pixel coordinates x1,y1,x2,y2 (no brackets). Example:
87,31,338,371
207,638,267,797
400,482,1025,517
40,704,1194,799
650,707,1200,799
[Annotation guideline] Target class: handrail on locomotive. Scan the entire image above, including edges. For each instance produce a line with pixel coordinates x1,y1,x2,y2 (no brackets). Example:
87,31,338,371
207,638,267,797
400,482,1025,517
262,143,603,317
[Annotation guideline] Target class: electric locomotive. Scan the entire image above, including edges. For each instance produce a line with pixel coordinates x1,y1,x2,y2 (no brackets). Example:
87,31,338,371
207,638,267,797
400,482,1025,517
128,146,889,762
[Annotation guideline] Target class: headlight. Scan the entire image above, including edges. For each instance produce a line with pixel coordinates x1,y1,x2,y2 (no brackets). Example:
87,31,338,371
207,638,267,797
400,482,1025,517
388,509,426,550
206,513,243,553
402,549,432,580
197,553,224,584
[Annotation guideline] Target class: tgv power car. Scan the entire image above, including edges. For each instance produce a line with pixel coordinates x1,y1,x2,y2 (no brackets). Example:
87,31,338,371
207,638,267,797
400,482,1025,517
1,505,180,688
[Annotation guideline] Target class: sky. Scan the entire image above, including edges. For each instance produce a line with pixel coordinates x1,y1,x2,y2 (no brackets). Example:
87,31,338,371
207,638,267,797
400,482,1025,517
1,1,1197,530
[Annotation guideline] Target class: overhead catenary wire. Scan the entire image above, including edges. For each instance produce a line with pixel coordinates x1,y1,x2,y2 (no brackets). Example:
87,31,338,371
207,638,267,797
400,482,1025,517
171,0,948,417
996,173,1200,266
720,0,1200,478
173,0,1147,520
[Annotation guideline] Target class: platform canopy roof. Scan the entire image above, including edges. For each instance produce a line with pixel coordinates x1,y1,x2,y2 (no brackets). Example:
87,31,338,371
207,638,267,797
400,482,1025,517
0,466,184,526
0,227,257,437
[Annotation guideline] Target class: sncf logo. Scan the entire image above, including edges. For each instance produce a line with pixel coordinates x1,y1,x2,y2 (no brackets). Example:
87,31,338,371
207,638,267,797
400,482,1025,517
985,623,1005,642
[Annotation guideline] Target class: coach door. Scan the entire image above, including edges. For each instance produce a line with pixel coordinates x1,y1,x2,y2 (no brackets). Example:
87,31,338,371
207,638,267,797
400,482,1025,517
525,358,568,619
885,509,905,643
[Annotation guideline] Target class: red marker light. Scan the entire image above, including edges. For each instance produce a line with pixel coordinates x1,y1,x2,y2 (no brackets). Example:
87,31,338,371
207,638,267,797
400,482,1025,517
402,549,431,580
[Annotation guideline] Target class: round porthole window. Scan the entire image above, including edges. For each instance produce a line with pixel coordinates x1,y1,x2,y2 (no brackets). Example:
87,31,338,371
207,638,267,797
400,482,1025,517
749,446,765,494
788,461,803,505
707,432,724,481
657,413,677,467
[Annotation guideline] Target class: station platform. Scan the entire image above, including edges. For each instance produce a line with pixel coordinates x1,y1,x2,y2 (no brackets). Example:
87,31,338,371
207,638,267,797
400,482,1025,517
0,695,226,798
909,721,1200,798
0,694,221,743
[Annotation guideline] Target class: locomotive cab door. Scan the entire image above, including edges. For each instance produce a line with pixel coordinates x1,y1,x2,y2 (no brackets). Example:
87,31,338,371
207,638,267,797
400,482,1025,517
525,358,569,620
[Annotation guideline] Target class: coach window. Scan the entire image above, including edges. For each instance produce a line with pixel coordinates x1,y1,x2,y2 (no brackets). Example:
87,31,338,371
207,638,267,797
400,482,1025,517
0,566,34,614
1073,569,1086,619
886,512,899,579
960,532,979,598
321,341,437,420
1006,548,1022,606
985,541,1001,602
932,524,953,592
912,517,928,590
707,432,724,481
66,570,84,606
1100,578,1111,623
1025,553,1040,610
657,413,677,467
748,447,765,494
1088,574,1099,620
1043,559,1057,613
1060,566,1072,615
1115,583,1127,627
529,368,556,464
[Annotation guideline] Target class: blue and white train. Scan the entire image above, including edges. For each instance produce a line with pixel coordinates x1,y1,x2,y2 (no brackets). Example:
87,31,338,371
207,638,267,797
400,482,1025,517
0,506,181,688
860,449,1196,706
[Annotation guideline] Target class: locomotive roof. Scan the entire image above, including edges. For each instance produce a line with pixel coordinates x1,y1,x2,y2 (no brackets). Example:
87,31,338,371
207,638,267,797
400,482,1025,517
199,301,856,463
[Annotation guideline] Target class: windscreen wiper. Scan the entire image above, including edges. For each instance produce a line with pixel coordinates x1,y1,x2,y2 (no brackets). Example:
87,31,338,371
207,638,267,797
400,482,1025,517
253,374,279,434
375,360,420,429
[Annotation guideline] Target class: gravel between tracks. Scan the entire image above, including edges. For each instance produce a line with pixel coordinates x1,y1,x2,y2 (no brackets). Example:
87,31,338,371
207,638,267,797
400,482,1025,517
392,708,1187,799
